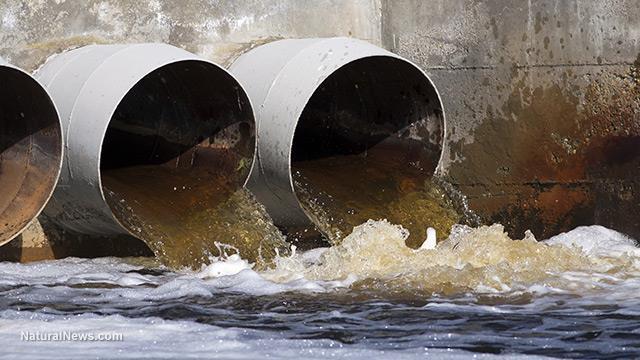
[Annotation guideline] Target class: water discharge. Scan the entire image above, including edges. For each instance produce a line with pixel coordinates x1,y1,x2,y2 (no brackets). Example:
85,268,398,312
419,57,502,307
95,59,290,270
103,167,289,270
293,151,476,248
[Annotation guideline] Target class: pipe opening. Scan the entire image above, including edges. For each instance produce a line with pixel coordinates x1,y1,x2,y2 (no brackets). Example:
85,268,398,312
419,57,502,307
100,60,256,265
0,67,62,245
291,56,456,247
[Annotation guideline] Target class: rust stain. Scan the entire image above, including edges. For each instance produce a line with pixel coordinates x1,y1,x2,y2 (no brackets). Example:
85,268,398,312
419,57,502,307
0,67,62,245
447,57,640,239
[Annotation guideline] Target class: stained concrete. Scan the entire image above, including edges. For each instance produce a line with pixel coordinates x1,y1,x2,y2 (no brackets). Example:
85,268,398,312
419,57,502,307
381,0,640,239
0,0,383,71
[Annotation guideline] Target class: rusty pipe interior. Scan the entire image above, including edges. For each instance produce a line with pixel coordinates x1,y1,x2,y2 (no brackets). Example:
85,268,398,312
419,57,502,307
99,61,255,251
0,64,62,245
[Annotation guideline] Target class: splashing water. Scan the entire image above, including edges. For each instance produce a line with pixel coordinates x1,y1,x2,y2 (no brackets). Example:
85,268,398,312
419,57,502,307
2,222,640,358
264,220,640,297
292,153,472,248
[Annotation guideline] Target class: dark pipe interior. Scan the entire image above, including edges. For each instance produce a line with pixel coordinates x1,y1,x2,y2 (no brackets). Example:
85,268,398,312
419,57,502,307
291,56,449,247
293,57,443,166
0,67,62,244
100,61,255,244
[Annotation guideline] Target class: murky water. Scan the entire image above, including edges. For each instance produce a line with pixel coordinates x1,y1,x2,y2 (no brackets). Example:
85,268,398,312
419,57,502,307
2,222,640,359
293,151,474,248
103,166,289,270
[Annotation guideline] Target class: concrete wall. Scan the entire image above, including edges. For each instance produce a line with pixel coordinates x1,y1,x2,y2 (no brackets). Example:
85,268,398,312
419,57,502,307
1,0,639,260
382,0,640,238
0,0,382,71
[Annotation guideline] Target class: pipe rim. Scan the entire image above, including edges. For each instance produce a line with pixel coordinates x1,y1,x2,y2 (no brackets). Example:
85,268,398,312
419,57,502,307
0,62,63,245
286,53,447,200
287,53,446,225
243,37,446,226
94,58,257,237
37,43,257,236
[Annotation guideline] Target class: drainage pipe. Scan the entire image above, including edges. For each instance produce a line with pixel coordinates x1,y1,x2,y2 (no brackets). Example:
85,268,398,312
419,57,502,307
35,43,255,238
0,58,63,246
229,38,445,236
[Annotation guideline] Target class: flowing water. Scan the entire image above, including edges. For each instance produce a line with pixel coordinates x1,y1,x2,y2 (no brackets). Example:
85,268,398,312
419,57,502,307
293,152,477,248
102,166,289,270
2,221,640,359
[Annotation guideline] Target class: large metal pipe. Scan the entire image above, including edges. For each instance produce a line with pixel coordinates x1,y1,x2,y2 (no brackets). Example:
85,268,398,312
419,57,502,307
230,38,445,242
35,43,255,239
0,58,62,246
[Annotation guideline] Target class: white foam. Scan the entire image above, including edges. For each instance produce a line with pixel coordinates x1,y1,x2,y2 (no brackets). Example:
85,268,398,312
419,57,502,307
544,225,639,258
196,254,253,279
0,257,153,287
419,227,437,250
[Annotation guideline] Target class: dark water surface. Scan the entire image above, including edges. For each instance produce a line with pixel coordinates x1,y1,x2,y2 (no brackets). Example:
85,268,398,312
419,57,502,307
1,222,639,360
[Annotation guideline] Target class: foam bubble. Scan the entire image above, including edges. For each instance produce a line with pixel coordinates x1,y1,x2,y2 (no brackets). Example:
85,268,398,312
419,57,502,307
544,225,639,258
